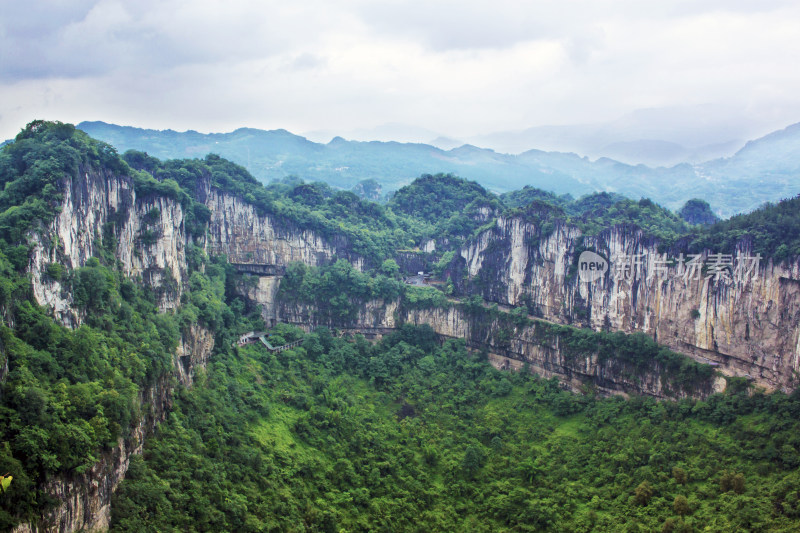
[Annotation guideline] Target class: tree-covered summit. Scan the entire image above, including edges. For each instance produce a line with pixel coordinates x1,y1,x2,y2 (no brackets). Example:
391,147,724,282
388,173,499,223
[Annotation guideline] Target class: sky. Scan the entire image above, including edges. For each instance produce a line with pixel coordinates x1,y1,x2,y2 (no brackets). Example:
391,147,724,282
2,0,800,147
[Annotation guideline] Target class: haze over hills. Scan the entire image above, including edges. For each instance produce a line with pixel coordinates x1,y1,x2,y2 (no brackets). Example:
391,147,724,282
469,105,775,166
303,106,785,167
78,120,800,218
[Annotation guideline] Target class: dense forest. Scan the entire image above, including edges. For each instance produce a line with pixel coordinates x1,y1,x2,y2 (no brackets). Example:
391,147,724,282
109,322,800,532
1,121,800,531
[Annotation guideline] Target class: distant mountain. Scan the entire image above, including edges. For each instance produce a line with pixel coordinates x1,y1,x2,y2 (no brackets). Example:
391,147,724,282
304,122,445,145
598,139,690,167
78,120,800,217
77,121,590,195
468,105,782,166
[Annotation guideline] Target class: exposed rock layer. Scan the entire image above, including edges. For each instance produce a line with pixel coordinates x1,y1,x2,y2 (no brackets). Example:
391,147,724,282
258,296,724,400
451,217,800,391
13,326,213,533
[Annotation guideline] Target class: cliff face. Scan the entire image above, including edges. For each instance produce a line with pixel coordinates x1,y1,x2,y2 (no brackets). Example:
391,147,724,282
28,167,188,325
453,216,800,391
15,162,799,529
27,169,356,328
252,295,722,399
204,189,362,270
19,167,352,532
12,325,213,533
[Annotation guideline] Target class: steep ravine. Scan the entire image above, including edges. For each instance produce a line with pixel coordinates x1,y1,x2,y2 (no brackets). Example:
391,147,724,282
18,167,351,532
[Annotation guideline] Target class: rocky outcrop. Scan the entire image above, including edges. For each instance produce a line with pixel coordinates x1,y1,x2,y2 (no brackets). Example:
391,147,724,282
28,167,188,325
452,216,800,392
28,167,358,326
204,189,362,270
15,161,796,531
19,166,353,532
174,324,215,387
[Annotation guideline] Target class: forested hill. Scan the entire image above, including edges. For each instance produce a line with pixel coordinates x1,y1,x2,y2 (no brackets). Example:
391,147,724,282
77,120,800,217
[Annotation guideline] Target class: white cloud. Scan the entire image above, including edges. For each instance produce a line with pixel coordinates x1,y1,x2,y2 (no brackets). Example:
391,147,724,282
1,0,800,144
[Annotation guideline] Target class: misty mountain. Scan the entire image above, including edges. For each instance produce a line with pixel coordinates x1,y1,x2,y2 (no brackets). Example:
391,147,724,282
78,120,800,217
77,121,590,195
469,105,781,165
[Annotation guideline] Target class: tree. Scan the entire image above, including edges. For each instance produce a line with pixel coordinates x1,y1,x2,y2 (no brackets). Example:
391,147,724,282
672,467,687,485
720,471,746,494
673,495,689,516
462,445,486,479
634,481,653,506
379,259,401,279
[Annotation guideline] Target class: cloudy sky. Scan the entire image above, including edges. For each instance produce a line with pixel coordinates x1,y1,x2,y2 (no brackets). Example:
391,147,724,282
2,0,800,146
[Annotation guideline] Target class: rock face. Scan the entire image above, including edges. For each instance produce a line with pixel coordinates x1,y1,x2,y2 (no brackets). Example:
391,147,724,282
28,167,188,325
15,164,800,529
28,168,359,327
204,188,361,270
13,323,214,533
13,377,171,533
451,216,800,392
175,324,215,387
259,296,722,399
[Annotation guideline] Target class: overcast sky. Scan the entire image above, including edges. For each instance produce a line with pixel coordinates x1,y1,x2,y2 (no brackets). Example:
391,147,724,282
2,0,800,145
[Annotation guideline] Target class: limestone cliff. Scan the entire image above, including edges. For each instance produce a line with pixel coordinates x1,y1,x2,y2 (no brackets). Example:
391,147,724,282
204,188,362,270
451,216,800,392
18,166,352,532
247,293,722,400
27,167,356,328
28,166,188,325
14,159,799,530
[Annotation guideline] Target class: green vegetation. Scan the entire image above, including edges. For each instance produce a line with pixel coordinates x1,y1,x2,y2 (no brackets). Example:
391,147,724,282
498,189,692,246
0,243,258,529
3,120,800,531
679,198,719,226
0,121,126,243
79,119,800,218
124,151,436,262
688,195,800,262
573,197,691,246
388,173,503,245
278,260,402,322
351,178,382,202
388,173,497,223
120,144,800,263
500,186,574,210
0,124,259,528
458,302,715,396
278,260,448,321
490,187,800,262
109,323,800,532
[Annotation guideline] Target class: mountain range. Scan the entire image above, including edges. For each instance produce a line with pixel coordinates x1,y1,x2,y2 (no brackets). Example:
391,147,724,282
77,120,800,218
